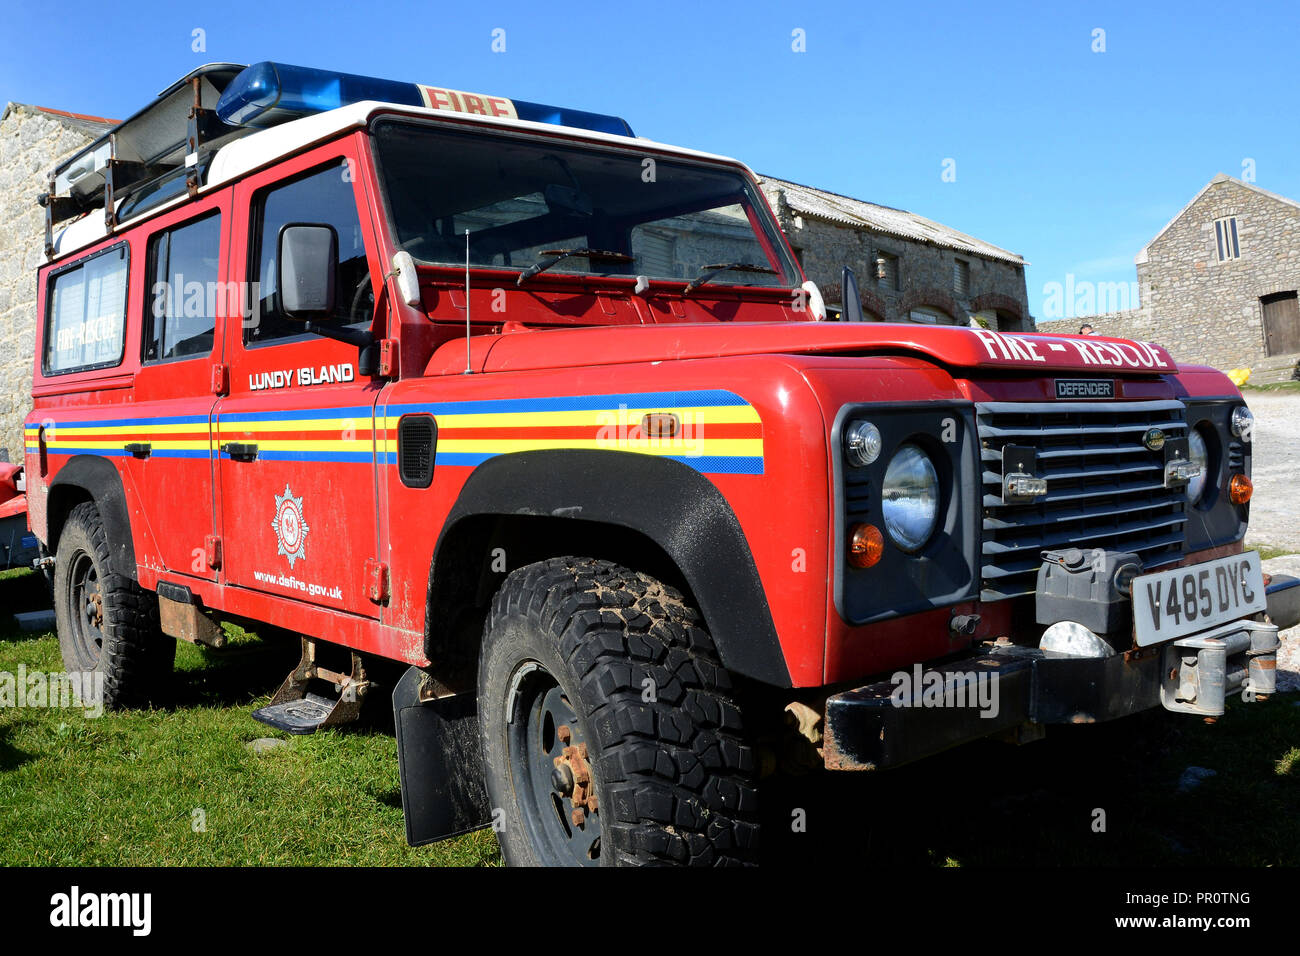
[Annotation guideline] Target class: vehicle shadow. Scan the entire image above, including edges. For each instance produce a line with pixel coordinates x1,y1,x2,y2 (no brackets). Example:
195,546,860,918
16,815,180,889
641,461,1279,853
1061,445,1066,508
0,719,37,773
760,704,1296,867
0,569,55,644
166,632,303,710
165,631,408,735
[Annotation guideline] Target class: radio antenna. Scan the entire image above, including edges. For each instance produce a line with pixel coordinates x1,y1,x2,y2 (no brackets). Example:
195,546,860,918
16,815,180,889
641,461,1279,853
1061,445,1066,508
463,229,473,375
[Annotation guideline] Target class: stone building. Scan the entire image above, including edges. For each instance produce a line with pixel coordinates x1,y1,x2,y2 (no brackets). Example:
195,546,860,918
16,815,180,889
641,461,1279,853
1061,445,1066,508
0,103,114,456
1038,174,1300,380
758,177,1031,331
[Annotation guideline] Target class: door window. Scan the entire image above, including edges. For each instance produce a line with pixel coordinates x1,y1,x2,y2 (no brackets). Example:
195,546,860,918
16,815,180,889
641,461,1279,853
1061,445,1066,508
144,212,222,362
247,162,373,346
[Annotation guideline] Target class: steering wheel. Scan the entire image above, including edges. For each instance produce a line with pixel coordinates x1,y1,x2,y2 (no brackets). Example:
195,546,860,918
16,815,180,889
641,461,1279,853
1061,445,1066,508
349,272,374,326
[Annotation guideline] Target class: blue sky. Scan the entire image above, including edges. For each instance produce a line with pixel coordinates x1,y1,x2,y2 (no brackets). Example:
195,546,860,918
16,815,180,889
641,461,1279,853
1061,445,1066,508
4,0,1297,319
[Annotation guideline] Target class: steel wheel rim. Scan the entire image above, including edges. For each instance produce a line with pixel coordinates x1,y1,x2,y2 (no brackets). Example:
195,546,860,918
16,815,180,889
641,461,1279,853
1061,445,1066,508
67,550,104,666
505,662,602,866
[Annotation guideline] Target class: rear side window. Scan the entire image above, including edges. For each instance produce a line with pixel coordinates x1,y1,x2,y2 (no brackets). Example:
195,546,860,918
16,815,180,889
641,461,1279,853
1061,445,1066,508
247,162,372,345
43,244,128,375
144,212,222,362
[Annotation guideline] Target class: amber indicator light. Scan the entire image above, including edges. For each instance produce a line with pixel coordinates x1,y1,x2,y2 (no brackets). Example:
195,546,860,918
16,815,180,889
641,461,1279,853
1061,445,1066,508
848,523,884,568
1229,473,1253,505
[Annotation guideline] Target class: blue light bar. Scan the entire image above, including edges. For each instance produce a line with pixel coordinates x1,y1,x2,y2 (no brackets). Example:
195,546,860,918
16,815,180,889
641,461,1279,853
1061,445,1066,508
215,62,634,137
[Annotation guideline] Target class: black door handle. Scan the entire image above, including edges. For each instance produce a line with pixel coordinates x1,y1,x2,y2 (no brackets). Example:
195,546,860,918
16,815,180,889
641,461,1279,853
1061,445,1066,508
123,442,151,459
222,442,259,462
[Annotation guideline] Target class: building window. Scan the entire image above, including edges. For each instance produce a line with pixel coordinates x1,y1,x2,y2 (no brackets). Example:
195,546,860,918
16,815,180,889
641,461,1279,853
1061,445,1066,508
953,258,970,295
909,307,951,325
1214,216,1241,262
634,230,677,276
875,251,899,290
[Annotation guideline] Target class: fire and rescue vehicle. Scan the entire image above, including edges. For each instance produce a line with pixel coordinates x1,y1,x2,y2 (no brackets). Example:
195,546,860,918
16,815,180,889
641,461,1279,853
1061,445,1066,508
26,61,1300,866
0,460,39,578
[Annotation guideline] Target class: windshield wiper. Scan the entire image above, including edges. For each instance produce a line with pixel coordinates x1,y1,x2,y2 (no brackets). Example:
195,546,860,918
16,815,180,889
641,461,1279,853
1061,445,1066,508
516,248,634,286
683,262,777,295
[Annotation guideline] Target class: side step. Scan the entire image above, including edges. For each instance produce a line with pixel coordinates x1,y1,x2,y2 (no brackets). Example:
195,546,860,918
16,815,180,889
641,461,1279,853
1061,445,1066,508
252,638,371,734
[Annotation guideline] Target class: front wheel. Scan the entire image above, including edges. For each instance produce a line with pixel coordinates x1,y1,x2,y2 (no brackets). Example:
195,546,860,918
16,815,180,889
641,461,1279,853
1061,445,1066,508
478,557,759,866
53,501,173,709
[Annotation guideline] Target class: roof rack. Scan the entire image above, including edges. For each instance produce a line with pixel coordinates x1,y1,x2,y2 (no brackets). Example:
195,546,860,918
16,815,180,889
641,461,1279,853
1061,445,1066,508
37,63,249,257
37,61,637,260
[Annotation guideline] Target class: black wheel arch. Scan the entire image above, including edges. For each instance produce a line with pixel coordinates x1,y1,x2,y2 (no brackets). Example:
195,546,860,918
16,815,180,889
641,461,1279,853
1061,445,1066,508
426,449,791,688
48,455,137,581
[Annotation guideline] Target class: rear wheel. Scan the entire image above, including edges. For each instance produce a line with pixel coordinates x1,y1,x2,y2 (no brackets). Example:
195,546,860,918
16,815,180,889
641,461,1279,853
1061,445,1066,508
478,557,759,866
53,502,173,709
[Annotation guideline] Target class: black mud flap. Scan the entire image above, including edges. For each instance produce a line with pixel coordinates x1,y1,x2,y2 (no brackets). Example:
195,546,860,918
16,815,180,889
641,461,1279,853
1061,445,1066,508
393,666,492,846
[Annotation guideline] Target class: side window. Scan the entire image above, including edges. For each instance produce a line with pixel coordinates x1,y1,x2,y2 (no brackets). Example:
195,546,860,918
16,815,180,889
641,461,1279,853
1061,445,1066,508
144,212,221,362
43,244,128,375
248,162,372,345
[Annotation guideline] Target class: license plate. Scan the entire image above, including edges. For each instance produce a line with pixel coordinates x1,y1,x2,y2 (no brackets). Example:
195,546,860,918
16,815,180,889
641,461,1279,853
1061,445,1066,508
1133,552,1267,647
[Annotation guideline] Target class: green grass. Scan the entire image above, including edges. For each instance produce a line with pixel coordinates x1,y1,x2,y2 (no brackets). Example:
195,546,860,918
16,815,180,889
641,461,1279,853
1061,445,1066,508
1241,380,1300,392
2,566,1297,867
1251,543,1297,561
0,570,499,866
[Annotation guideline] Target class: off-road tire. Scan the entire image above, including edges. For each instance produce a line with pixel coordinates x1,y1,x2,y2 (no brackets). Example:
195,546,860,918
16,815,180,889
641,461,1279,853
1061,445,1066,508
478,557,759,866
53,501,173,709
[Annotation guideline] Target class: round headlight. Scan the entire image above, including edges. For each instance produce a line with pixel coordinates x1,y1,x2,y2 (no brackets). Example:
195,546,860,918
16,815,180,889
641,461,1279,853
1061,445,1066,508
845,421,882,466
881,443,940,552
1187,428,1209,503
1231,405,1253,441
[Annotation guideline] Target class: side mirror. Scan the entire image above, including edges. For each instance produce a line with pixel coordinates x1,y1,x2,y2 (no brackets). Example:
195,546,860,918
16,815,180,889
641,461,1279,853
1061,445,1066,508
278,223,337,317
841,266,865,323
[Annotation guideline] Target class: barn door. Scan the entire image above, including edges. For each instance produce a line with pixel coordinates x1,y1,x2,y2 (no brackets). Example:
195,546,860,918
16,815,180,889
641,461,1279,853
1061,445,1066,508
1262,291,1300,356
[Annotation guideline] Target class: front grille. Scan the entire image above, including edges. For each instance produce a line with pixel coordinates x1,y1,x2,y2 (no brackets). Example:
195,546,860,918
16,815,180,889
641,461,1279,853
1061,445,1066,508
976,400,1188,600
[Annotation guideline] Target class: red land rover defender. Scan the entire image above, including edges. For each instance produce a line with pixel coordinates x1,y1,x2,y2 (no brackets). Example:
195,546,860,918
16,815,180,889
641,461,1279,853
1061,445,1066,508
27,62,1300,866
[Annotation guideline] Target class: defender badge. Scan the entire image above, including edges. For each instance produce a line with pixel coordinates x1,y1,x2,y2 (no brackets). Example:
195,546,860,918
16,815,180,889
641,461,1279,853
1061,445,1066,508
272,484,310,568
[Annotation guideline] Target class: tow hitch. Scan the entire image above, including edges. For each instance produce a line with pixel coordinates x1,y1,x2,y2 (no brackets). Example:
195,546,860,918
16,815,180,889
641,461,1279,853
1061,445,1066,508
1160,619,1279,716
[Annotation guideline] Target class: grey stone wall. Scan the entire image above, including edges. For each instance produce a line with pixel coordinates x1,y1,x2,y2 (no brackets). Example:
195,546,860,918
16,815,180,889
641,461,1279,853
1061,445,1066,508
761,186,1032,331
0,104,108,457
1037,306,1252,375
1037,309,1150,338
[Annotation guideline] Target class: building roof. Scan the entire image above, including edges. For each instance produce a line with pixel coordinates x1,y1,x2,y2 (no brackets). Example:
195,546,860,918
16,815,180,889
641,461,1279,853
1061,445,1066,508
758,175,1026,266
0,102,116,134
1135,172,1300,264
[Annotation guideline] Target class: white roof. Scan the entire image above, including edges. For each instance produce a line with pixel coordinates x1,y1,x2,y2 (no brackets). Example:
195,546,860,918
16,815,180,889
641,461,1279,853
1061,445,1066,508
1135,172,1300,265
759,176,1026,266
53,100,759,258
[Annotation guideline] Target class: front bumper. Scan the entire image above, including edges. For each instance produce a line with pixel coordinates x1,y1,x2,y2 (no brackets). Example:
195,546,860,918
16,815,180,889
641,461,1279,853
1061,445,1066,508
822,574,1298,772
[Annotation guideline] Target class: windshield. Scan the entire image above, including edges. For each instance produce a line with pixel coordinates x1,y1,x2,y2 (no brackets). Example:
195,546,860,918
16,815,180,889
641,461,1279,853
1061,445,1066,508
372,119,798,289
